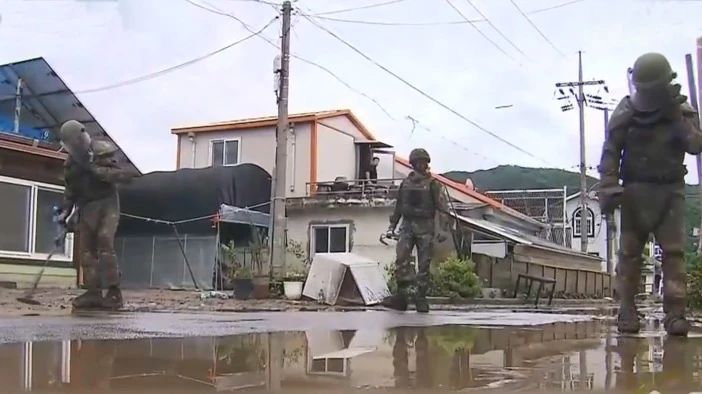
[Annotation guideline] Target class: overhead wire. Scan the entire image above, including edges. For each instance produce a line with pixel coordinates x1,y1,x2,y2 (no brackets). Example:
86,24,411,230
185,0,396,120
300,13,552,165
462,0,530,60
311,15,482,26
309,0,407,16
508,0,565,57
0,15,278,100
304,0,586,26
528,0,586,14
443,0,514,60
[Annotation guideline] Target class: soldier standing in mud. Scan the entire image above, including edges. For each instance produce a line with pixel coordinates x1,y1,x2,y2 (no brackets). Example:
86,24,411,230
598,53,702,336
58,120,137,310
383,148,450,313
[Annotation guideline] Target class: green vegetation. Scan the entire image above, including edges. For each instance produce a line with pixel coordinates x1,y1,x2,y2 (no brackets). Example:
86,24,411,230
385,255,481,299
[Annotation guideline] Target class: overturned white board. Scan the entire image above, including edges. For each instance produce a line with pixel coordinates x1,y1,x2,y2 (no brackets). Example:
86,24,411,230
302,253,390,306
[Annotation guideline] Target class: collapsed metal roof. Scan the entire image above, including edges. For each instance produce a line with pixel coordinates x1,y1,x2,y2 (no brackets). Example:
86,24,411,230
0,57,140,174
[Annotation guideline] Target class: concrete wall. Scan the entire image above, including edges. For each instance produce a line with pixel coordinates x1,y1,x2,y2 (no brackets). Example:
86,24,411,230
177,123,312,197
316,123,356,182
286,205,455,278
565,195,621,272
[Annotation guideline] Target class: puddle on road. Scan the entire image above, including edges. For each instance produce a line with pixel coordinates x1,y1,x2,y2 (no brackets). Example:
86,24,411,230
1,319,701,393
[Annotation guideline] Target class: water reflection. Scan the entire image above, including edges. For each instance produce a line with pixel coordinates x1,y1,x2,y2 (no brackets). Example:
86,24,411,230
1,320,702,392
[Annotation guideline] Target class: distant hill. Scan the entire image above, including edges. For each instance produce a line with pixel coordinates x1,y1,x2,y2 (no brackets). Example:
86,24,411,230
443,165,598,195
443,165,702,253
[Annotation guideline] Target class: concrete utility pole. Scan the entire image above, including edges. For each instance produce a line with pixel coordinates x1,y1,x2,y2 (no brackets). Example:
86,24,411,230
555,51,606,253
577,51,587,254
604,108,616,278
270,0,292,278
685,49,702,254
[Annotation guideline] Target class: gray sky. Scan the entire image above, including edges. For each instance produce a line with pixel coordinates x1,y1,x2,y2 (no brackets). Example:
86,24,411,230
2,0,702,182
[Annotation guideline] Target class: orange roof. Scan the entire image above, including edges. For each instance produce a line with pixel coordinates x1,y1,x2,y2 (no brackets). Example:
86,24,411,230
172,109,378,140
394,156,541,225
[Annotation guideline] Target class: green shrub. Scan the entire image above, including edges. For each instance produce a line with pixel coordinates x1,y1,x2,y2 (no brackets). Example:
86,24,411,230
430,255,481,299
384,255,481,299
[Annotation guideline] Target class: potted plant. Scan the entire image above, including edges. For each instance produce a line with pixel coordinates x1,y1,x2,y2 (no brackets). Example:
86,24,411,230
283,265,307,300
221,241,255,300
284,240,310,300
231,265,254,300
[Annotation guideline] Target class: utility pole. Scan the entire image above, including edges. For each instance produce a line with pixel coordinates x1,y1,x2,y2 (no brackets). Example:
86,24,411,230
269,0,292,278
577,51,587,254
555,52,606,253
604,108,616,278
687,49,702,254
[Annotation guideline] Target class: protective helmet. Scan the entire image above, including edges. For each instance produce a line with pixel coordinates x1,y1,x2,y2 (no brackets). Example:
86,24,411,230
631,52,675,90
58,120,91,156
91,139,119,157
409,148,430,164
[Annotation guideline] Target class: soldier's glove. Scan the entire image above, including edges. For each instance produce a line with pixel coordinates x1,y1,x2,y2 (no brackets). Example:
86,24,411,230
663,83,687,121
597,182,624,215
385,227,397,239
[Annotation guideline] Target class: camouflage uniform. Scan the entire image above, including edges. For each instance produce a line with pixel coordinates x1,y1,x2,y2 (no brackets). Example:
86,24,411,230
383,148,449,313
59,121,136,310
598,53,702,336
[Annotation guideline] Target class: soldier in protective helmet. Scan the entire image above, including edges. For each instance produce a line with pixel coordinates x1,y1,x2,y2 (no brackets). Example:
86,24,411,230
383,148,450,313
58,120,138,310
598,52,702,336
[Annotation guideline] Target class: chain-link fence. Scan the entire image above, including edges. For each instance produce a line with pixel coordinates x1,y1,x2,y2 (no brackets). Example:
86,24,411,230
115,235,217,290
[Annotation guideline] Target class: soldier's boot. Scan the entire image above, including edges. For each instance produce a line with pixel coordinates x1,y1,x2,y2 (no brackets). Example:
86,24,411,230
72,264,103,309
72,288,103,309
617,302,641,334
100,251,123,310
663,296,689,336
382,281,409,311
102,286,124,310
661,246,689,336
616,243,643,334
415,284,429,314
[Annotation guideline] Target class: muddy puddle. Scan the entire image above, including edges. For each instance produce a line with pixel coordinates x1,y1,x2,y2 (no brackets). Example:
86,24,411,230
1,319,701,393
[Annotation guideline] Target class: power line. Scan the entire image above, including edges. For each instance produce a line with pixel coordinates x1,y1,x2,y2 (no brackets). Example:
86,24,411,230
444,0,514,60
301,14,551,165
311,15,482,26
311,0,408,16
306,0,586,26
186,0,396,119
509,0,565,57
529,0,586,14
0,16,277,99
463,0,530,60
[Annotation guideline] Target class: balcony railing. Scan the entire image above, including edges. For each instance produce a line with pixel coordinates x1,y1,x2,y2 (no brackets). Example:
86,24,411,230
305,177,403,200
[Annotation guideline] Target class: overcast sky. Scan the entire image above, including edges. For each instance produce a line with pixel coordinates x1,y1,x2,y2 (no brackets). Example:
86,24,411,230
2,0,701,182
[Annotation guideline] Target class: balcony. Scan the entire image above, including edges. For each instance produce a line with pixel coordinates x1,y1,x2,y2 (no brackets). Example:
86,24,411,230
286,177,403,210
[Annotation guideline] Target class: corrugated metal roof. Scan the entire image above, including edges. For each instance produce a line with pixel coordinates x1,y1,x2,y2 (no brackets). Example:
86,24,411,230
0,57,140,174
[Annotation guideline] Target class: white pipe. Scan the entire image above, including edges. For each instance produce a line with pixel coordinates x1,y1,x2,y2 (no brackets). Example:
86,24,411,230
189,134,196,168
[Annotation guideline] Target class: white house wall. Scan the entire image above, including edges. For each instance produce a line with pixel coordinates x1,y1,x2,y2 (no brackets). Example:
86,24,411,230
316,115,370,141
565,196,621,272
178,123,312,198
287,207,396,277
316,123,357,183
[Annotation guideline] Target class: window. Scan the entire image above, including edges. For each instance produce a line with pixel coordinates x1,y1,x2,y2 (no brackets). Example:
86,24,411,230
211,139,240,167
0,176,73,262
572,207,595,238
310,224,350,255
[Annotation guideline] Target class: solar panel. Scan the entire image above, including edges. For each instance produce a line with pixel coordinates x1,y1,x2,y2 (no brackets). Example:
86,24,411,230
0,57,140,174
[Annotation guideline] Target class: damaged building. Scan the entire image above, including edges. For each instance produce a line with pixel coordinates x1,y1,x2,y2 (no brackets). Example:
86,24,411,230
172,109,607,298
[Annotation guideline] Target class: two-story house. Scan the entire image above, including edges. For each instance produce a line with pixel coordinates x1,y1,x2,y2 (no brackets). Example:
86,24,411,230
172,109,605,296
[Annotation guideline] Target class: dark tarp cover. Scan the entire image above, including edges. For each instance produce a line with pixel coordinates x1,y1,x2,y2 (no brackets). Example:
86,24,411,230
118,164,271,235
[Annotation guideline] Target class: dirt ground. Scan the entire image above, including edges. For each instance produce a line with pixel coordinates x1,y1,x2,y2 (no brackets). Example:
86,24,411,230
0,288,624,317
